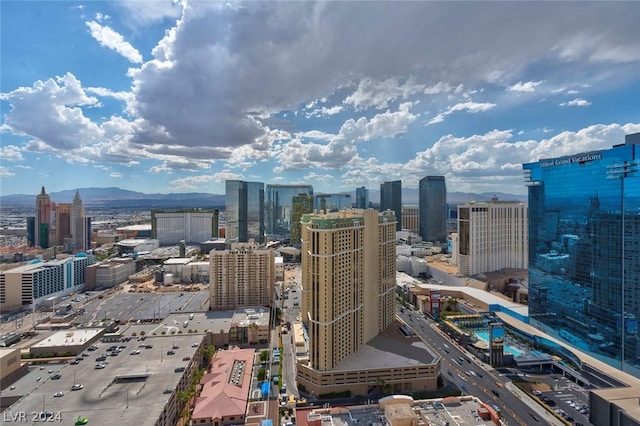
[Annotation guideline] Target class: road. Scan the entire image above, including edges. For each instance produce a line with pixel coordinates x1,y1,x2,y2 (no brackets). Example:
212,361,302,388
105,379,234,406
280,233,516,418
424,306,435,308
397,308,556,426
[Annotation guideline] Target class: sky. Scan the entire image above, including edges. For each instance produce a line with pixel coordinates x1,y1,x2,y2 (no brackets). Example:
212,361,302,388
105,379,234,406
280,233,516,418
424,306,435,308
1,1,640,197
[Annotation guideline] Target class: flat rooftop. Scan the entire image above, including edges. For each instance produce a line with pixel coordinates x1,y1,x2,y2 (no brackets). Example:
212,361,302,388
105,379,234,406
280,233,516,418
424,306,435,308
331,320,437,371
5,334,205,426
31,328,103,349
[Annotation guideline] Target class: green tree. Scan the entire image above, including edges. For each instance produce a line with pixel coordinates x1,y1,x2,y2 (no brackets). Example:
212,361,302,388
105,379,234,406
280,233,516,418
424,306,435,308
259,350,269,362
257,367,267,381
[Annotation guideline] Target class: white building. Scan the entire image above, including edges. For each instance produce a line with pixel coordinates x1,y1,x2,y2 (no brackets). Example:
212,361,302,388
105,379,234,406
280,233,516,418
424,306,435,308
457,197,528,276
151,209,219,245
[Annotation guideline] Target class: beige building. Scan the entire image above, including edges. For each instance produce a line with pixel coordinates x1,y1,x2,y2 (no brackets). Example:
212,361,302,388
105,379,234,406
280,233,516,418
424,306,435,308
297,209,438,396
85,257,135,289
0,347,27,389
457,197,528,276
209,243,275,310
401,205,419,234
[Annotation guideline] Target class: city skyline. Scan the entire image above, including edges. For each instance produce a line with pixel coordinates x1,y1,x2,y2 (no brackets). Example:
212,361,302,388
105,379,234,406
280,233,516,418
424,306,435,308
2,2,640,197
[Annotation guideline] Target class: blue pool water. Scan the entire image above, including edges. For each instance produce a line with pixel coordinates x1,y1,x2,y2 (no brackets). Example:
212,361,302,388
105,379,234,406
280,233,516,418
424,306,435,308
474,330,540,357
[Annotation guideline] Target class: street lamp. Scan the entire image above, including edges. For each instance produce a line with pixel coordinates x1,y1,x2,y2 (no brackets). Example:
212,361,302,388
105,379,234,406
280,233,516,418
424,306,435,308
607,160,637,371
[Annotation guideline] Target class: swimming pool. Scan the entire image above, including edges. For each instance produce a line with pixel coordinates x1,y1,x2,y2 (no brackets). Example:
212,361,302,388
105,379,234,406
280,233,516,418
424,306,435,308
475,330,527,356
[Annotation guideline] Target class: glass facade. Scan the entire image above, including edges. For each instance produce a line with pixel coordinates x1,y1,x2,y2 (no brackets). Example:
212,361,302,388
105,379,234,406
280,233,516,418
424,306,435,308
380,180,402,231
524,134,640,376
355,186,369,209
225,180,264,243
314,193,352,212
419,175,447,243
265,184,313,240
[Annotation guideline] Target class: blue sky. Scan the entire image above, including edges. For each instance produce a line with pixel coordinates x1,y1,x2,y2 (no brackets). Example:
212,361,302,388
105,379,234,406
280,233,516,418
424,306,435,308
1,1,639,197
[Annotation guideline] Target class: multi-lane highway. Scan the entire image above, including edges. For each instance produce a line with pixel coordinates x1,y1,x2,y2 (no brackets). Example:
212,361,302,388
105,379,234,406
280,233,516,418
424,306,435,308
397,307,555,426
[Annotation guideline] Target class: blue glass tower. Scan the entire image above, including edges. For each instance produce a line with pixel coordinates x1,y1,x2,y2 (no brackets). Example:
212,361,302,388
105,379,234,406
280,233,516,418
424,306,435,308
524,133,640,375
225,180,265,243
380,180,402,231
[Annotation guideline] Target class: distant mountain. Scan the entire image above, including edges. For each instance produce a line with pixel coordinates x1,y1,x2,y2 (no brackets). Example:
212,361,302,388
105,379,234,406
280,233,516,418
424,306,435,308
1,186,526,209
0,187,225,209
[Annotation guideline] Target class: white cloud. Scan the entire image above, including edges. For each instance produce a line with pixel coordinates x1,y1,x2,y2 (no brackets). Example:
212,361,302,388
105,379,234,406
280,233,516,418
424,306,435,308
0,145,23,161
427,101,497,125
0,167,15,177
560,98,591,107
306,105,343,118
344,77,425,110
506,80,544,92
168,171,242,191
85,21,143,63
110,172,122,178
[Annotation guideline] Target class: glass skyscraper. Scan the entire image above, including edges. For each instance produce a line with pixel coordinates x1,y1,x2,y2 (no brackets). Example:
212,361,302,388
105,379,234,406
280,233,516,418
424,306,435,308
225,180,265,243
265,184,313,240
355,186,369,209
380,180,402,231
314,193,352,212
524,133,640,375
419,176,447,243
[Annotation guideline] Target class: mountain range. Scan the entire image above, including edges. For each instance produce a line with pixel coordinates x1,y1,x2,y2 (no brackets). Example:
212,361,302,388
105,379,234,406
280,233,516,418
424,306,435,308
0,187,527,209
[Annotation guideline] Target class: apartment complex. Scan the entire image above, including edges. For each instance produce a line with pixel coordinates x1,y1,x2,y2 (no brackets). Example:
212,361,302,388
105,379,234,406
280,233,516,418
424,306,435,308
419,176,447,243
380,180,402,231
524,132,640,377
0,254,96,309
297,209,438,396
401,205,419,234
456,197,528,276
151,209,219,245
225,180,265,243
209,243,275,310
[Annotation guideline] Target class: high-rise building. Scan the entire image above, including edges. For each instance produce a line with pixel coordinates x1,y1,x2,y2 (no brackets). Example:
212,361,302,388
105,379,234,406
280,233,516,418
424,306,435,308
355,186,369,209
151,209,219,245
314,193,351,213
419,176,447,243
300,209,396,370
456,197,528,276
225,180,265,244
209,243,275,310
265,184,313,240
55,203,72,247
524,132,640,376
71,190,89,251
290,193,314,246
297,209,438,396
35,186,54,248
401,205,419,234
380,180,402,231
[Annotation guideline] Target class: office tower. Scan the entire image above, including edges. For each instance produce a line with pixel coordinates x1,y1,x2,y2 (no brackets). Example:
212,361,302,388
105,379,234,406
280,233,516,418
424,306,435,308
35,186,54,248
225,180,264,244
290,193,314,246
380,180,402,231
314,193,351,212
456,197,528,276
524,132,640,375
300,209,396,370
419,176,447,243
355,186,369,209
209,242,275,310
55,203,72,248
401,205,419,234
265,184,313,240
151,209,219,245
26,217,35,247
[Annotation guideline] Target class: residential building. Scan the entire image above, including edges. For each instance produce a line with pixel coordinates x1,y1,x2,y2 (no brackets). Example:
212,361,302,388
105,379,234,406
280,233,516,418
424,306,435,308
291,193,314,246
524,132,640,376
297,209,439,396
225,180,264,244
34,186,54,248
151,209,219,245
265,184,313,240
401,205,419,233
419,176,447,243
191,348,255,426
314,193,352,212
456,197,528,276
0,253,96,310
355,186,369,209
209,242,275,310
380,180,402,231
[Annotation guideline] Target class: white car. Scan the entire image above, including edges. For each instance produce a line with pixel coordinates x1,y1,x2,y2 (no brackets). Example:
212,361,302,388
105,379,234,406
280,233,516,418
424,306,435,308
53,391,64,397
95,363,106,369
71,384,84,391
